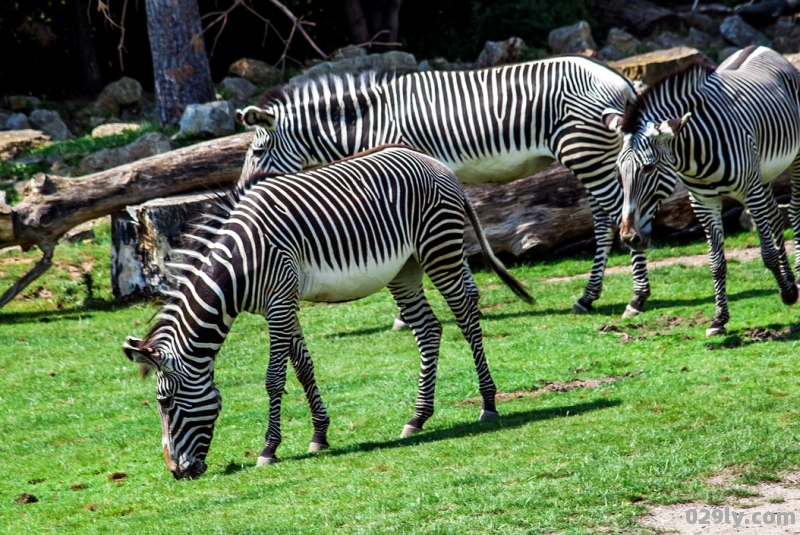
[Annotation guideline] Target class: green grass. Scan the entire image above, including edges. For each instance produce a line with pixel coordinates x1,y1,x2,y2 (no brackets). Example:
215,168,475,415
1,226,799,534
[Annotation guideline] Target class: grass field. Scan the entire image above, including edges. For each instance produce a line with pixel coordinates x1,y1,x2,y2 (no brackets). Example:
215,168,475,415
1,226,799,534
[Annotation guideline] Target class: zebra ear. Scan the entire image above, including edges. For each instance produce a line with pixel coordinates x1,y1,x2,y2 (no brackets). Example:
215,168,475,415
123,337,160,378
647,112,692,140
235,106,277,130
602,111,624,133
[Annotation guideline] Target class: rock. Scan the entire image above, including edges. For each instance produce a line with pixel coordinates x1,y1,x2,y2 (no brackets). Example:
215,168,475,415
173,101,236,140
719,46,741,62
548,20,597,55
5,95,41,112
94,77,143,115
0,129,50,161
220,77,256,101
28,109,73,141
600,28,641,61
291,51,418,84
91,123,140,138
476,37,529,67
5,113,30,131
11,153,44,166
78,132,171,174
419,57,474,71
740,205,789,231
677,10,719,34
331,45,367,60
61,216,108,244
229,58,284,88
609,46,704,85
686,27,715,50
644,31,688,52
763,19,800,54
720,15,772,48
0,111,10,129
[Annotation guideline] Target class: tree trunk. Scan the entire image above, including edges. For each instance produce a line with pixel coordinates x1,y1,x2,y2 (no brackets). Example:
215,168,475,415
342,0,403,47
342,0,370,44
68,0,103,95
144,0,215,128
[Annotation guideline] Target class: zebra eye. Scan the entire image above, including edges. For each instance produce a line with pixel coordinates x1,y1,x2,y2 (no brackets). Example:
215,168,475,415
157,395,173,408
642,162,656,173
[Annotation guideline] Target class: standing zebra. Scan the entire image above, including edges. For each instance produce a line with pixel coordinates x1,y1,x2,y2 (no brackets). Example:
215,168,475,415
235,55,649,318
123,145,532,479
614,46,800,336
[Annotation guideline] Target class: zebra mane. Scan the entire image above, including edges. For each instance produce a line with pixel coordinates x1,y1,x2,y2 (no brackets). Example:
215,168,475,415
621,60,715,134
255,69,411,108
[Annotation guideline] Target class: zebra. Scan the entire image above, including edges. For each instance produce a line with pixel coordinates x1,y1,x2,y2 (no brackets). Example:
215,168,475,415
122,145,532,479
234,55,650,319
613,46,800,336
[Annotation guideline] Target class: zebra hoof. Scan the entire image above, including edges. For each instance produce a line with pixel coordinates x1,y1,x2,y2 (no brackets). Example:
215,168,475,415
705,326,727,337
256,455,279,467
400,424,422,438
308,441,329,453
622,304,642,319
571,301,593,314
781,284,800,305
392,315,411,331
478,409,500,422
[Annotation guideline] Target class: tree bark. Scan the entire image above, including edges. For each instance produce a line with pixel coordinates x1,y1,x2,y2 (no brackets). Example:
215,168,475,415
144,0,216,128
342,0,403,47
342,0,370,44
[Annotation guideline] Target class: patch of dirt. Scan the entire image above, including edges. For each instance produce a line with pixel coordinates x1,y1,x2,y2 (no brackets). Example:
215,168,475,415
456,371,642,405
707,325,800,350
69,482,85,491
107,471,127,482
640,470,800,534
599,313,708,343
15,493,38,505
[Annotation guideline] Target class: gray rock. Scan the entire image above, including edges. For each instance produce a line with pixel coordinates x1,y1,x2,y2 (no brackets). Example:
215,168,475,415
6,95,41,112
419,57,474,71
11,153,44,165
548,20,597,55
0,111,10,130
5,113,30,131
720,15,772,48
61,217,109,244
78,132,172,174
220,77,257,101
476,37,528,67
645,31,690,51
229,58,284,88
600,28,641,61
91,123,140,138
28,109,72,141
331,45,367,60
174,101,236,140
763,19,800,54
292,51,418,84
94,77,143,115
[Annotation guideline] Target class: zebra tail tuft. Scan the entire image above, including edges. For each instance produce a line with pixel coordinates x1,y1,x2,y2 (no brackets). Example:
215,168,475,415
463,196,534,304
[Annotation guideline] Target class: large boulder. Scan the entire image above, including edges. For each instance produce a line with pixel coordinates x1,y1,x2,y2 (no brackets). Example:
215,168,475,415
220,77,256,101
93,77,143,116
720,15,772,48
5,95,41,112
0,130,50,161
173,101,236,140
600,28,641,61
548,20,597,55
28,109,72,141
609,46,704,85
764,19,800,54
5,113,30,131
291,51,418,84
229,58,284,88
78,132,171,174
476,37,529,67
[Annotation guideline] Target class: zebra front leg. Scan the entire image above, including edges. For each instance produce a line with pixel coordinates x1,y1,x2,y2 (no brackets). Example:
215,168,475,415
762,183,796,295
693,196,730,336
289,318,331,453
623,250,652,318
388,259,442,438
787,154,800,283
573,198,614,313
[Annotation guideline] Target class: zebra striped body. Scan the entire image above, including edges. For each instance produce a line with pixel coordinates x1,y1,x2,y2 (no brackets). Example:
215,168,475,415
123,146,532,479
237,56,650,316
615,46,800,335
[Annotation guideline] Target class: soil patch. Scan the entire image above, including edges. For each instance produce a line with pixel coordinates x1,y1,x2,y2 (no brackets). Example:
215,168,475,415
599,312,708,343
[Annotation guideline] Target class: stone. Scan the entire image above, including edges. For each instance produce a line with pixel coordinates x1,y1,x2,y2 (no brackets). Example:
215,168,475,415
94,77,143,115
229,58,284,88
91,123,140,138
61,216,109,244
28,109,73,141
600,28,641,61
5,113,30,131
609,46,704,85
644,31,689,52
11,154,44,166
476,37,528,67
6,95,41,112
173,101,236,140
0,129,50,161
78,132,172,174
548,20,597,55
763,19,800,54
419,57,474,71
291,51,418,84
677,10,719,34
331,45,367,60
220,77,257,101
0,111,10,130
720,15,772,48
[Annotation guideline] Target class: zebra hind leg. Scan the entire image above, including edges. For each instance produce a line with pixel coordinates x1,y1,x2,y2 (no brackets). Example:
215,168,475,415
694,197,730,336
573,198,615,314
289,318,331,453
387,259,442,438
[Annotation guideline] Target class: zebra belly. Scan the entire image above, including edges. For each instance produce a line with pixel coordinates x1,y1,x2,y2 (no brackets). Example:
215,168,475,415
297,253,411,303
448,149,555,184
760,151,797,183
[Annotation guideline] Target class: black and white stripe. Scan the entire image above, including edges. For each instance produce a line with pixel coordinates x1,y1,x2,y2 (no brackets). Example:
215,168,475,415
123,145,532,479
615,46,800,335
236,56,649,317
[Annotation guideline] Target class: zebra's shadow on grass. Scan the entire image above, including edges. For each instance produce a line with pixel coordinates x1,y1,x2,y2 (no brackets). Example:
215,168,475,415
222,398,619,475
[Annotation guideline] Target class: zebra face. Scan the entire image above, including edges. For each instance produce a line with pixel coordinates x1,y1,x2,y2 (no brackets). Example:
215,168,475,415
617,114,691,250
123,337,222,480
237,105,303,177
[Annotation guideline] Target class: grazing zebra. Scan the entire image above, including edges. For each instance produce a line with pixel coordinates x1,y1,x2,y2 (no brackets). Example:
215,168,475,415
235,55,650,318
614,46,800,336
122,145,532,479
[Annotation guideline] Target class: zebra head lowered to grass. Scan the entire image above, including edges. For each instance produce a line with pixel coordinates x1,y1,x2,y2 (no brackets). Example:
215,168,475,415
614,46,800,336
123,145,532,479
234,56,651,319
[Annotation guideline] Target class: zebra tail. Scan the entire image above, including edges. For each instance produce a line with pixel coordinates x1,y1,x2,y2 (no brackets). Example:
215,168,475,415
463,196,534,304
